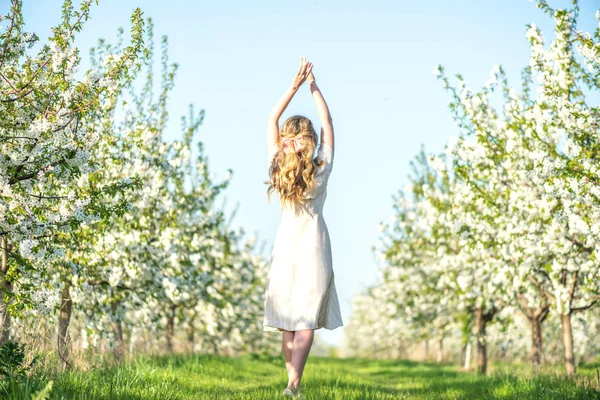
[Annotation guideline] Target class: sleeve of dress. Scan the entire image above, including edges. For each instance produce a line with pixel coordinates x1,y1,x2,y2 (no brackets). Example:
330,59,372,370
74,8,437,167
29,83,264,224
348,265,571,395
316,142,334,182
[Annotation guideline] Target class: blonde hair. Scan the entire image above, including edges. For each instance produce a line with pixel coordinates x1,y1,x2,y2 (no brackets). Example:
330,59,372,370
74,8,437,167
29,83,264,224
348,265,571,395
266,115,325,206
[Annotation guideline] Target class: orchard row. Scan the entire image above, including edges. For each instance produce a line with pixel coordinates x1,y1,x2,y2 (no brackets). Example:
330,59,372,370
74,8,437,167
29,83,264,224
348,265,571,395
342,0,600,376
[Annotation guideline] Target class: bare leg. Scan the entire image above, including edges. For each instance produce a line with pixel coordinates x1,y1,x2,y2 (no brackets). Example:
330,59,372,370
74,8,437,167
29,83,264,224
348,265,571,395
287,328,314,392
282,330,295,381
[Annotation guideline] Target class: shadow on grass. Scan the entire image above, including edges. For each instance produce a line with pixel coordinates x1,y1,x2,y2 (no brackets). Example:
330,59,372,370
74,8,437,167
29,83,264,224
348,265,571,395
580,362,600,372
365,366,461,381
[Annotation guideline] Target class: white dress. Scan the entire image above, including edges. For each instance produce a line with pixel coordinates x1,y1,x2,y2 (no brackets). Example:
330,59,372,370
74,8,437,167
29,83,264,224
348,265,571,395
263,141,343,332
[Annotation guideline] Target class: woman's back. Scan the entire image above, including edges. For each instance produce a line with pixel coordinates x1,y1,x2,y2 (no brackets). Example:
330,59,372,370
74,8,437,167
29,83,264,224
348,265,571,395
268,142,334,218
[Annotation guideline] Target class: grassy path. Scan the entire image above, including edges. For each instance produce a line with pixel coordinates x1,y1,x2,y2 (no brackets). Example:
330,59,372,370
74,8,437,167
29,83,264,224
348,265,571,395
4,354,600,399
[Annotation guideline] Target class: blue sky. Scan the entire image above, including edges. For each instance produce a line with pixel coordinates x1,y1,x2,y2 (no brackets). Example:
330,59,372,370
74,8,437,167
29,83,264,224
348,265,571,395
19,0,598,347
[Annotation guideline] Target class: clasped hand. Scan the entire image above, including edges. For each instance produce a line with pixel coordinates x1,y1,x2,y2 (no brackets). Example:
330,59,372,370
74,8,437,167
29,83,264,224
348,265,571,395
292,56,315,89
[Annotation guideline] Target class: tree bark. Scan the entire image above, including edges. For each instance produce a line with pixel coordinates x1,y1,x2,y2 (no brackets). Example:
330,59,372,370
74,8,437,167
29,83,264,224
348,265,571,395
398,338,406,359
475,307,495,375
128,327,138,355
460,343,467,366
110,293,124,360
464,342,471,370
531,316,543,372
187,316,195,352
166,304,176,353
528,306,549,373
57,282,73,368
560,313,576,376
436,337,444,363
40,321,48,351
459,312,472,369
0,237,12,345
475,309,487,374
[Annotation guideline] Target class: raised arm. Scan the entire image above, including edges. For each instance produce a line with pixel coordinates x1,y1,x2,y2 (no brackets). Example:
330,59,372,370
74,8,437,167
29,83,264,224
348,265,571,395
266,57,313,153
307,71,334,152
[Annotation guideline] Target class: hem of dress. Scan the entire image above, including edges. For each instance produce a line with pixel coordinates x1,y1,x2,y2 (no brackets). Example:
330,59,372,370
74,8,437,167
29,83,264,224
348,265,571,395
263,321,344,332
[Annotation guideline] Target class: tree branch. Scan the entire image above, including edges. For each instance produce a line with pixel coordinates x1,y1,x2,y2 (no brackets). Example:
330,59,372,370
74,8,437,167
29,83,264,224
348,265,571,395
571,294,600,313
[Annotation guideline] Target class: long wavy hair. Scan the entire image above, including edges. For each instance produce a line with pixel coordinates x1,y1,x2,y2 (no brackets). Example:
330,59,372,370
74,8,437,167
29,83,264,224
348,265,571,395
266,115,325,206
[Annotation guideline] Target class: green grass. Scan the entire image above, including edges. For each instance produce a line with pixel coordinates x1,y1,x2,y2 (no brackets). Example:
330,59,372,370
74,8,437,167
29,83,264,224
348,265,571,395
2,353,599,399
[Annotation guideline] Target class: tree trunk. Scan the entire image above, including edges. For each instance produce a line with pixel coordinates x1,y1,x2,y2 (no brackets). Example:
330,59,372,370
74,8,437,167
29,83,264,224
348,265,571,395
560,313,576,376
166,304,176,353
424,339,429,361
0,237,12,345
111,294,124,360
475,307,494,375
475,309,487,374
128,327,138,355
436,337,444,363
144,329,151,354
464,342,471,370
40,322,48,351
398,338,406,359
531,316,543,372
57,282,73,368
528,306,549,373
460,343,467,366
187,317,195,352
459,312,472,369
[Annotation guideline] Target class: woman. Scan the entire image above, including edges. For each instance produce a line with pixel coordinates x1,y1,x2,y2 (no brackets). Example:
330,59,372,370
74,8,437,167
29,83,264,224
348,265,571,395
263,56,343,398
